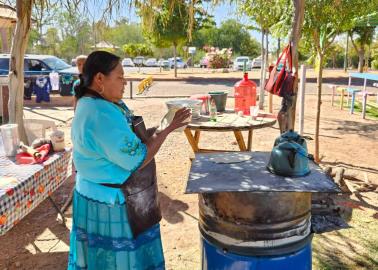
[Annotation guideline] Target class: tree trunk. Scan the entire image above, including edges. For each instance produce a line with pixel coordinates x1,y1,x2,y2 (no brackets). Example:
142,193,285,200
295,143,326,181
314,52,324,163
173,43,177,78
286,0,305,131
332,54,336,69
8,0,32,144
259,29,265,110
344,33,348,72
265,32,269,67
357,49,364,73
277,38,280,59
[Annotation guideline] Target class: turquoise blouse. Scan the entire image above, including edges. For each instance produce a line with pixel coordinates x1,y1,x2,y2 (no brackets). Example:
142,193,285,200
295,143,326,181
71,97,147,205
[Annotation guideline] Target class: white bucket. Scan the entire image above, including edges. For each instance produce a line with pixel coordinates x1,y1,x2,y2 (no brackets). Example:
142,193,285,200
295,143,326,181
160,99,201,132
0,124,19,156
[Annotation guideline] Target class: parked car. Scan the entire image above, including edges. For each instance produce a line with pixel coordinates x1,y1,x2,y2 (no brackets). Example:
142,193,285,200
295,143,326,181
0,54,77,76
233,56,251,71
200,57,209,68
157,58,165,66
251,56,262,69
122,58,135,67
0,54,78,96
144,58,158,67
133,56,145,67
168,57,187,69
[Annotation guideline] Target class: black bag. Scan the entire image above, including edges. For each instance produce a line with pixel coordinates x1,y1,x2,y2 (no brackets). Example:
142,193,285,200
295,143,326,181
84,89,162,237
123,116,161,237
102,115,161,238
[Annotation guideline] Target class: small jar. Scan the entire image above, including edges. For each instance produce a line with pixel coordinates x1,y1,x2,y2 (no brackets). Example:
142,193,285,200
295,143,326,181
49,130,65,152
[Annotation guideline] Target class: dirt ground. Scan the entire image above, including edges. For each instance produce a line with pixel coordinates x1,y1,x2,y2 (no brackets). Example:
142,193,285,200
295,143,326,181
0,77,377,269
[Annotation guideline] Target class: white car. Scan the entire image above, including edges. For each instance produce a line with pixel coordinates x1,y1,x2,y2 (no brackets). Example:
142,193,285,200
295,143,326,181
168,57,187,69
144,58,158,67
133,56,145,67
233,56,251,71
122,58,135,67
251,56,262,69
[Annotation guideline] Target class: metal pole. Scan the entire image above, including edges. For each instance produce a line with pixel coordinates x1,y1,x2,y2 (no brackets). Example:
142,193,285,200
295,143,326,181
129,81,133,99
298,65,306,135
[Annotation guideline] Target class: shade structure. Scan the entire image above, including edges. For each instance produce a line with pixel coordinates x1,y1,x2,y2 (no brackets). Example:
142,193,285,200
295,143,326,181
0,5,16,28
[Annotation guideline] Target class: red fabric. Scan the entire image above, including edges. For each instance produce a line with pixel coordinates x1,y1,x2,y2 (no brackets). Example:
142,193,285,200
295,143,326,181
265,44,296,97
16,144,51,165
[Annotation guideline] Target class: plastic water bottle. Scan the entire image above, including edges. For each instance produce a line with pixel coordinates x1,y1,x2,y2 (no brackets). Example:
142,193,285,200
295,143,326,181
209,99,217,122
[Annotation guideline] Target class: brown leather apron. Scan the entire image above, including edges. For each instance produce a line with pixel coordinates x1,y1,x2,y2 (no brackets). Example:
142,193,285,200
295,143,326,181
84,90,162,238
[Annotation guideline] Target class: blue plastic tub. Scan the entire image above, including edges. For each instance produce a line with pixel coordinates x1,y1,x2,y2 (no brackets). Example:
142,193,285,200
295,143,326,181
201,236,312,270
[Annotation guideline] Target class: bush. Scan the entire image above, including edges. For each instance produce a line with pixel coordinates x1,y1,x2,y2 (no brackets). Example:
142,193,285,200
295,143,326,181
209,54,229,69
372,60,378,70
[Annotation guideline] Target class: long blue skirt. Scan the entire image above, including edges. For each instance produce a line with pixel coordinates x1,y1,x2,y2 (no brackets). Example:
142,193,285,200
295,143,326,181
68,190,165,270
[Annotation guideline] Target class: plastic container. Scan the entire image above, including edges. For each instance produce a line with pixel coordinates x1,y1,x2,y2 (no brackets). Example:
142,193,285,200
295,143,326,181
160,99,201,132
190,94,211,114
201,236,312,270
234,73,257,115
208,91,228,112
0,124,19,156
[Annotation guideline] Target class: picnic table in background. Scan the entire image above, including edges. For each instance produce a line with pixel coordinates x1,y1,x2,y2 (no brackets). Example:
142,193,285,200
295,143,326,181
184,111,276,153
0,141,72,235
330,72,378,118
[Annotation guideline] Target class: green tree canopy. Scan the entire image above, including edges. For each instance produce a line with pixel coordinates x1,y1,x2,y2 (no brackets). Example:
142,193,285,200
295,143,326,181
192,19,260,57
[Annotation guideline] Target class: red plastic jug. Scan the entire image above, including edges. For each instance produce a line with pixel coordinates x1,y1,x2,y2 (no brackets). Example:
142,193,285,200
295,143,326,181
234,72,256,115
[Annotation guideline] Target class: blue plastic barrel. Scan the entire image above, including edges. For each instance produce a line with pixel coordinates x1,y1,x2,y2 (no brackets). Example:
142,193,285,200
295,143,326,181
201,236,312,270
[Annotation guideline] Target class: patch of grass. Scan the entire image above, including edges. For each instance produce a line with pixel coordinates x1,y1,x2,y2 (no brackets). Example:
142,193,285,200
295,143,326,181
312,206,378,270
333,100,378,120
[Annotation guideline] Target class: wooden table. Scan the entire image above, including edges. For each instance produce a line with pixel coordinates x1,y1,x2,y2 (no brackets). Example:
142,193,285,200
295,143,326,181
184,111,276,153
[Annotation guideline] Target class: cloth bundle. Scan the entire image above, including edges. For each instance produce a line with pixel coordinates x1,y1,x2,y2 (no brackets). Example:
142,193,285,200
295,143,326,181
16,144,51,165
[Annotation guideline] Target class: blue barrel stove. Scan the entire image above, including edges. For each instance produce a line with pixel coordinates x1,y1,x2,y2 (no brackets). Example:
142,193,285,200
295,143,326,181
186,146,343,270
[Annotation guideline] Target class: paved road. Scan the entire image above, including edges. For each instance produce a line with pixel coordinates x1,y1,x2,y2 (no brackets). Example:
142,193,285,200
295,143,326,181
126,80,378,98
127,80,236,97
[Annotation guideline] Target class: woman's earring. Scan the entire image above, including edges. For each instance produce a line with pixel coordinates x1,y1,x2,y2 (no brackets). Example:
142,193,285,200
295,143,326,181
99,85,105,94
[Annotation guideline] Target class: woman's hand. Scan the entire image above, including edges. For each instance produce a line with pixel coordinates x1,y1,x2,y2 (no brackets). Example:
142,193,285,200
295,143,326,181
167,107,192,132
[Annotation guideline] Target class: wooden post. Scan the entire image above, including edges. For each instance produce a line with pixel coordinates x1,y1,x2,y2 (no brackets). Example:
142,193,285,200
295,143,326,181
1,85,9,124
298,65,306,135
268,93,273,113
287,0,305,131
259,29,265,110
129,81,133,99
278,0,305,133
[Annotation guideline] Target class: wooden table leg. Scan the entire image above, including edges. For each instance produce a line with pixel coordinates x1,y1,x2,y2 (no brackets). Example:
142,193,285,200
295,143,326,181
233,130,247,151
247,130,253,151
194,130,200,143
184,128,200,153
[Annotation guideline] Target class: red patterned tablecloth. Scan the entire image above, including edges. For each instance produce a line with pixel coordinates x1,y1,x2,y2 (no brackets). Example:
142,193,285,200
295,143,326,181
0,148,72,235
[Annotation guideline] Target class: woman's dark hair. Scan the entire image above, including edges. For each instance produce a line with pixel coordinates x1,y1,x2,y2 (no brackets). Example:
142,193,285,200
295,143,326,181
75,51,121,99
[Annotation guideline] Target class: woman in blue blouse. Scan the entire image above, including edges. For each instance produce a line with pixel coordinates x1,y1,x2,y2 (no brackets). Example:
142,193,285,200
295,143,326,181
68,51,191,270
